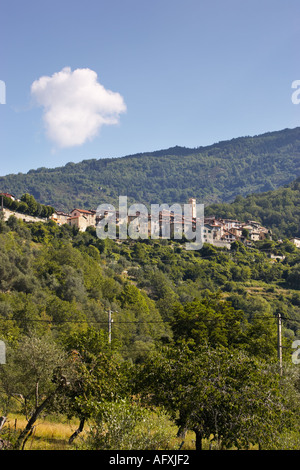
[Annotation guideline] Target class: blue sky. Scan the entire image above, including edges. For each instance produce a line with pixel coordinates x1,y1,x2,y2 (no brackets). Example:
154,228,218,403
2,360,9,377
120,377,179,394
0,0,299,176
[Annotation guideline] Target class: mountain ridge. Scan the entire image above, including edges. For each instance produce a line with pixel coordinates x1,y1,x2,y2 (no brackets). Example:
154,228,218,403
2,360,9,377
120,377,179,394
1,126,300,213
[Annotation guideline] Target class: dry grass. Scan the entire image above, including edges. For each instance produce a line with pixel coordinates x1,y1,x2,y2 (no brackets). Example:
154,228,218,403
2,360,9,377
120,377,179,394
4,413,193,451
3,414,260,451
4,414,81,450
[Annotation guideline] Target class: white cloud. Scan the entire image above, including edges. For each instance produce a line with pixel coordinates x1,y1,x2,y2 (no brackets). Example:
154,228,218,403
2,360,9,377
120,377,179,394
31,67,127,148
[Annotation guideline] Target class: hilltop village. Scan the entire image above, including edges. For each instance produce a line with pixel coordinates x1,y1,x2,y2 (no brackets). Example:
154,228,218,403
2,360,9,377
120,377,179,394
52,208,272,249
2,191,300,250
42,197,274,249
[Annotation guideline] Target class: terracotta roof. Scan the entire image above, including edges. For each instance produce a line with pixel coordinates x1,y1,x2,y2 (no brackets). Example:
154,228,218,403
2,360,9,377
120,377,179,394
0,192,15,198
71,208,93,214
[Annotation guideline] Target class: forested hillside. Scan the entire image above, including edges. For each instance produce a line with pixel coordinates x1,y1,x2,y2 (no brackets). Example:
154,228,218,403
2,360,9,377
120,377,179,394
1,126,300,450
1,127,300,212
0,213,300,449
206,176,300,239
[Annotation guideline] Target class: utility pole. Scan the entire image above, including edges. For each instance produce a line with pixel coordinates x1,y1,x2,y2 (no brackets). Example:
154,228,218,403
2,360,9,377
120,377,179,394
0,340,5,364
277,313,282,376
107,309,118,344
108,310,113,344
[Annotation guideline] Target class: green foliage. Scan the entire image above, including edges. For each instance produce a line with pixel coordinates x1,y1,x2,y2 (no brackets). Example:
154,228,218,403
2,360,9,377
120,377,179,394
171,293,246,350
206,177,300,239
0,211,300,449
1,127,299,213
1,193,55,218
135,344,293,449
0,333,68,417
60,327,131,424
82,399,176,450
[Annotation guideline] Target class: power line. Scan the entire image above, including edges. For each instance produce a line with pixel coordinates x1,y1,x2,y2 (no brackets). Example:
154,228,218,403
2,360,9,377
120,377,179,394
0,315,299,324
0,318,169,324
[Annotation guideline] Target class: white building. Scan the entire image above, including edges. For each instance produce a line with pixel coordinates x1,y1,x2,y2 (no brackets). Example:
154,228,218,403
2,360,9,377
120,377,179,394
290,237,300,249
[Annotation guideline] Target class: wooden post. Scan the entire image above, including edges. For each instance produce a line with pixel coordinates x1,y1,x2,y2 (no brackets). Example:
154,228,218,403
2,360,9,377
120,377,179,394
108,310,112,344
277,313,282,376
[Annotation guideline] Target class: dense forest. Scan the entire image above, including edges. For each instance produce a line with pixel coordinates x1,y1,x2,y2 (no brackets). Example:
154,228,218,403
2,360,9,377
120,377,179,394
0,211,300,450
0,127,300,212
206,176,300,239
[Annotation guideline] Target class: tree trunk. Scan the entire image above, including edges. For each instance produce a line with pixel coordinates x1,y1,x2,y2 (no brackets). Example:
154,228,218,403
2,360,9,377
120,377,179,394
13,380,67,450
35,381,39,409
0,416,6,431
194,429,202,450
69,417,85,444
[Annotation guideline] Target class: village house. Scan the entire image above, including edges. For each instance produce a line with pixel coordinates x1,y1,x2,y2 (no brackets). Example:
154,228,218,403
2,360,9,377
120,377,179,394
221,218,241,231
202,224,215,244
249,231,261,241
241,221,271,241
0,192,16,201
229,226,243,238
290,237,300,249
221,230,237,242
66,210,92,232
203,217,224,240
69,208,96,226
67,215,90,231
50,210,70,225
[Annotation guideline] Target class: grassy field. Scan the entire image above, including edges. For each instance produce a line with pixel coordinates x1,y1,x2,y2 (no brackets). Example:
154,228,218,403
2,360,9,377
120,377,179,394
3,414,80,450
5,413,298,450
2,413,197,451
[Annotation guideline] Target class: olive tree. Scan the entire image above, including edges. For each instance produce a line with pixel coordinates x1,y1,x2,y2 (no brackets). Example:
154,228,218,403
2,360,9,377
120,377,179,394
135,344,292,450
0,333,71,449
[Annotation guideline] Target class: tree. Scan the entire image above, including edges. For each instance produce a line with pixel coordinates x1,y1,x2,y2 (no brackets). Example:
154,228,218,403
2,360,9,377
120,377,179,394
82,398,175,450
61,327,131,444
135,344,291,450
0,333,70,450
286,264,300,289
21,193,38,215
170,293,246,349
228,294,279,361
